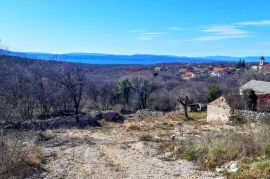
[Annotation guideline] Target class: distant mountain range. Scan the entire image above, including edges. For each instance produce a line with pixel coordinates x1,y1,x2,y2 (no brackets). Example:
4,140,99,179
0,50,267,64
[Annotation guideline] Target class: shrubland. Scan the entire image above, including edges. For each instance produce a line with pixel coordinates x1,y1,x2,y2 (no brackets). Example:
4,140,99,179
158,124,270,178
2,54,270,122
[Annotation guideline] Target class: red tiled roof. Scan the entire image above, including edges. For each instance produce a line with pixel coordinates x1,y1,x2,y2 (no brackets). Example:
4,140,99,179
185,72,195,77
263,64,270,67
212,67,226,73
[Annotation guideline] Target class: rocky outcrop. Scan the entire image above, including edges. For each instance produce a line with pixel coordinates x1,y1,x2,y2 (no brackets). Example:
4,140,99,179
119,108,134,115
0,114,101,131
89,111,103,121
0,111,126,131
103,111,125,123
135,110,165,118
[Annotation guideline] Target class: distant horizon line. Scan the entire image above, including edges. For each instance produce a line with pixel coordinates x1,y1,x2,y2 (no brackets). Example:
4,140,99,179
1,49,269,59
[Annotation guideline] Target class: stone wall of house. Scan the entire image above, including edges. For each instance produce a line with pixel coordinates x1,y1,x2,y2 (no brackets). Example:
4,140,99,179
207,104,231,124
232,109,270,122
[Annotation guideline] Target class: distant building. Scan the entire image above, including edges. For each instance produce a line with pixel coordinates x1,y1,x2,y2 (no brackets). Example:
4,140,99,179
178,68,188,73
182,71,197,80
210,67,227,77
207,95,270,124
251,56,270,73
250,65,259,70
240,80,270,111
154,67,161,72
240,80,270,95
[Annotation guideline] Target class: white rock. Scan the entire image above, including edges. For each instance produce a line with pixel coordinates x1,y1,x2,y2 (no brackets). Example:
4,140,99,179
227,161,238,173
216,161,238,173
215,167,225,173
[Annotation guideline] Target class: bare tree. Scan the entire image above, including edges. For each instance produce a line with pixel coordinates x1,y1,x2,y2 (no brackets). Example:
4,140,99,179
32,62,58,118
177,96,193,119
59,65,85,115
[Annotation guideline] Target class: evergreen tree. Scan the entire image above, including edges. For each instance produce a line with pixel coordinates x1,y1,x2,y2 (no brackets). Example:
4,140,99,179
207,85,222,102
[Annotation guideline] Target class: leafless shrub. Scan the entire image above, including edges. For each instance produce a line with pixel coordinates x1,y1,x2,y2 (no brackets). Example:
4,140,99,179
0,131,44,178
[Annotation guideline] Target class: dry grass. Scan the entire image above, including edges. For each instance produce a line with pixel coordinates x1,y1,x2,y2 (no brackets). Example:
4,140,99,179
139,134,161,142
0,131,44,178
153,122,174,130
158,141,178,153
157,124,270,178
127,124,141,131
189,112,207,120
230,158,270,179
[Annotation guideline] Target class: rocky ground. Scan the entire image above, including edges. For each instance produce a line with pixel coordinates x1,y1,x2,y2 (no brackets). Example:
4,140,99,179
34,112,230,179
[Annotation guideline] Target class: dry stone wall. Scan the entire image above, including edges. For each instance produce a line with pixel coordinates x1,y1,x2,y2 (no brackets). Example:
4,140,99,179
232,109,270,122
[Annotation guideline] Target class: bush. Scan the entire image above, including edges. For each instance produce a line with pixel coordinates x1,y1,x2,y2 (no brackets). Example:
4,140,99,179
128,124,141,131
173,125,270,176
232,158,270,179
207,85,222,102
0,131,43,178
139,134,155,142
264,143,270,158
158,141,177,153
147,88,176,112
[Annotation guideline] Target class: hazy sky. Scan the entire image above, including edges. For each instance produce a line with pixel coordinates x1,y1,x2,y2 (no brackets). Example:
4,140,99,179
1,0,270,56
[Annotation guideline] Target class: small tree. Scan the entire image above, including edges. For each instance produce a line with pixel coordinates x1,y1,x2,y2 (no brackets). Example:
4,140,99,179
60,66,85,115
116,79,132,107
242,89,257,111
207,85,222,102
177,96,193,119
116,76,152,109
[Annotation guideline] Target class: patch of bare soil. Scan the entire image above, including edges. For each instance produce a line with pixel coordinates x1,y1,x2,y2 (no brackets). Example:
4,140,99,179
39,114,226,179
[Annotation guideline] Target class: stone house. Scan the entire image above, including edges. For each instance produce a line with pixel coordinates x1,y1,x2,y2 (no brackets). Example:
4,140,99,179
240,80,270,95
240,80,270,111
207,95,232,124
207,95,270,124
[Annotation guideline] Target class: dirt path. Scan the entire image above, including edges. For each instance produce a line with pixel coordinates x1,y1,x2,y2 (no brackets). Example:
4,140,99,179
39,125,225,179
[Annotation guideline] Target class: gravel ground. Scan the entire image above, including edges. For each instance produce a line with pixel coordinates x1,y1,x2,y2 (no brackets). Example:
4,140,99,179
39,126,225,179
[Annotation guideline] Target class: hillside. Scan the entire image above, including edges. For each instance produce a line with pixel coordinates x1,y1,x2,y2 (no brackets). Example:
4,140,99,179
1,50,266,64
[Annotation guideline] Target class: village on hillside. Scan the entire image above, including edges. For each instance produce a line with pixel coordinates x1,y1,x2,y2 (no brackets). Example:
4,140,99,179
153,56,270,81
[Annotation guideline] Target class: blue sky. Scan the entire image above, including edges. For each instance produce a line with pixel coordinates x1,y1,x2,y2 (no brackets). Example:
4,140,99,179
1,0,270,56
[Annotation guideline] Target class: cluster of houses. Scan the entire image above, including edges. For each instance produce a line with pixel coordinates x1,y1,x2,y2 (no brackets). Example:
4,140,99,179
251,56,270,74
176,57,270,124
178,66,233,80
178,56,270,80
154,56,269,80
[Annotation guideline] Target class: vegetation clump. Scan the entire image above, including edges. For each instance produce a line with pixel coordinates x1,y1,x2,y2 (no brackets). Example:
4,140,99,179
139,134,156,142
160,125,270,178
0,131,44,178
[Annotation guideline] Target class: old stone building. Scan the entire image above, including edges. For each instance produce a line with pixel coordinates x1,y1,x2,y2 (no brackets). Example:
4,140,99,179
207,96,232,124
240,80,270,111
207,94,270,124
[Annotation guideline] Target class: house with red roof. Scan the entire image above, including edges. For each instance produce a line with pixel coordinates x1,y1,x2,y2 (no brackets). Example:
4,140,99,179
178,68,188,73
210,67,227,77
182,71,197,80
